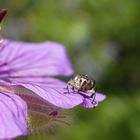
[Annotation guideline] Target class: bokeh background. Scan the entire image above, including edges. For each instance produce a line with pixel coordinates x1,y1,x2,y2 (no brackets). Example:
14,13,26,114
0,0,140,140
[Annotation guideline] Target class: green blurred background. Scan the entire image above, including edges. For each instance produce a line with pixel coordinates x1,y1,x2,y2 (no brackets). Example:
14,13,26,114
1,0,140,140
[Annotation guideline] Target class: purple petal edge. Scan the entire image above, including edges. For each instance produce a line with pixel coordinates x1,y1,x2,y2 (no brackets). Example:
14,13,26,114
14,78,83,109
95,92,106,102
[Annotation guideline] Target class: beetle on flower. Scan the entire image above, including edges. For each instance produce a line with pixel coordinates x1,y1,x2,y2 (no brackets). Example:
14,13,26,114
0,9,106,139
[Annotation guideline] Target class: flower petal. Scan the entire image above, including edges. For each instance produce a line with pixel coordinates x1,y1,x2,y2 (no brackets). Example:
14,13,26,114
95,92,106,102
82,92,106,108
17,94,69,132
16,78,83,109
14,79,106,109
82,98,95,108
0,90,28,139
0,39,73,81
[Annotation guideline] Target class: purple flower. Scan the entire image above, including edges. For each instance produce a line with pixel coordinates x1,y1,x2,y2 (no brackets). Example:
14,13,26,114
0,38,106,109
0,38,74,139
0,39,106,138
0,9,106,139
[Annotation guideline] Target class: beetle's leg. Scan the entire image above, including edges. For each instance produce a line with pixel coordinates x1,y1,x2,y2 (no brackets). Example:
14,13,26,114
71,86,74,90
91,93,96,101
69,87,78,93
77,89,80,93
87,89,95,97
64,84,73,94
90,93,95,98
91,94,96,107
87,89,96,104
64,85,70,94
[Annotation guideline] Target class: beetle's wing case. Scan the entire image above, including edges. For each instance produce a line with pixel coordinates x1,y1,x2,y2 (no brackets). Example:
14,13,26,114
81,74,89,79
74,75,81,81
